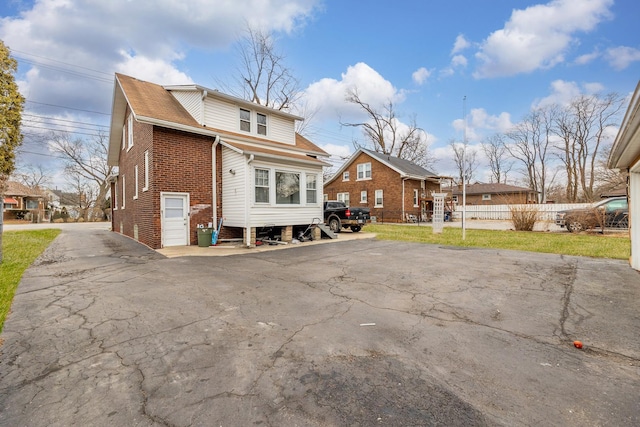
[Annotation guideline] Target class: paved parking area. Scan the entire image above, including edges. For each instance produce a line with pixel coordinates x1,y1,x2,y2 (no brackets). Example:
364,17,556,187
0,225,638,426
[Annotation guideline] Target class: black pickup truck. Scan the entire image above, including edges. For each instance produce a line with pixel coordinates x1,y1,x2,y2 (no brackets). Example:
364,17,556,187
323,201,371,233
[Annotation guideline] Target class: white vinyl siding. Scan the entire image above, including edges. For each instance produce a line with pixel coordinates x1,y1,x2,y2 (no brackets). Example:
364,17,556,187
221,148,247,227
170,90,202,123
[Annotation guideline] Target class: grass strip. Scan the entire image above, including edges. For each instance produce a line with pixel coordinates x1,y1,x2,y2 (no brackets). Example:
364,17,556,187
0,229,61,333
367,224,630,260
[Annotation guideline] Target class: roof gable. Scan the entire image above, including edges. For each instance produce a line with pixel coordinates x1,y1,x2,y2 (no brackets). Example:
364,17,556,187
325,148,439,186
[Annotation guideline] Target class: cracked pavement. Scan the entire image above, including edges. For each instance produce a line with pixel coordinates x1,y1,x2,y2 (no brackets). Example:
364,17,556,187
0,225,639,426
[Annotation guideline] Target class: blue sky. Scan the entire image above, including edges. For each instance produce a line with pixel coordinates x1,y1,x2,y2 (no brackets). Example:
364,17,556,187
1,0,639,187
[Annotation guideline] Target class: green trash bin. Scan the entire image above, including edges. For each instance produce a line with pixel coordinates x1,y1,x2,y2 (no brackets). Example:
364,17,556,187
197,228,213,247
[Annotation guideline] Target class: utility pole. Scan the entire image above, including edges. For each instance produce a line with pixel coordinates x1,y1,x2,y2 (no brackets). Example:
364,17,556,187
462,96,467,241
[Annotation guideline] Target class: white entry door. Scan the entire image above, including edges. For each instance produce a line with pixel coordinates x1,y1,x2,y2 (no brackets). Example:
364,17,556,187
161,193,189,247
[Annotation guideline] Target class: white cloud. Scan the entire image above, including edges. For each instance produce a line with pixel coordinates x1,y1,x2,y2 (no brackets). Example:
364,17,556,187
302,62,403,121
412,67,431,85
534,79,605,108
451,55,468,68
474,0,614,78
575,49,601,65
0,0,322,113
605,46,640,70
451,34,470,55
451,108,513,142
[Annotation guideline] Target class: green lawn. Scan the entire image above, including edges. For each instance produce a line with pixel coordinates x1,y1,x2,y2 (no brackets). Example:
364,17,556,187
0,229,61,334
367,224,631,260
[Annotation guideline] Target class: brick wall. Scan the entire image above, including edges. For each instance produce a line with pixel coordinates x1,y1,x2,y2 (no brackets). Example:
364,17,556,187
111,112,225,248
323,152,440,222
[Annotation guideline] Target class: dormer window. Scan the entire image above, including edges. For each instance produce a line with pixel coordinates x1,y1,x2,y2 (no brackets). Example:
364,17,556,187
240,108,251,132
239,108,268,136
257,113,267,135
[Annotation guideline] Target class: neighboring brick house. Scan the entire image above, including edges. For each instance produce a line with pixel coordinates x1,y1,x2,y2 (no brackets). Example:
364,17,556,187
107,74,329,249
446,183,538,205
323,148,442,223
2,181,48,222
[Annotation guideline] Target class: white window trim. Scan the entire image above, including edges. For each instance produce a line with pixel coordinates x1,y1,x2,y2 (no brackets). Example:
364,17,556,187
337,192,350,206
357,162,372,181
360,190,367,203
240,108,251,133
306,173,318,205
482,194,491,201
342,171,350,181
257,112,268,136
374,189,383,208
143,150,149,192
127,114,133,151
121,175,126,209
413,189,419,207
275,170,301,205
113,177,118,210
133,165,139,200
254,167,270,204
452,195,458,203
121,125,125,150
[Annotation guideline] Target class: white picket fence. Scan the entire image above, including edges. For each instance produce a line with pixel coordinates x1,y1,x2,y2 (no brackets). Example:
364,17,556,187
453,203,591,221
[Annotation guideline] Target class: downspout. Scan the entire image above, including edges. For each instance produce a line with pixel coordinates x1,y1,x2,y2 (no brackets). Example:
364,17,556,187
245,154,255,247
212,134,220,229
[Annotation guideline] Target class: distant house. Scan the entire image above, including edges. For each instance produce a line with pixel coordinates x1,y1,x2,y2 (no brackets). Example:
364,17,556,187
107,73,330,249
323,148,442,222
2,181,48,222
608,80,639,271
445,183,538,205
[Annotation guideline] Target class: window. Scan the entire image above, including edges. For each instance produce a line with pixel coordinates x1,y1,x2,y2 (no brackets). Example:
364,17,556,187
26,200,38,209
122,125,125,150
255,168,269,203
306,174,317,204
127,114,133,150
357,162,371,180
240,108,251,132
276,171,300,204
133,165,139,200
143,150,149,191
375,189,383,207
113,177,118,210
452,195,458,203
257,113,267,135
337,192,350,206
360,191,367,203
323,193,328,202
343,171,350,181
482,194,491,201
121,175,126,209
413,189,419,207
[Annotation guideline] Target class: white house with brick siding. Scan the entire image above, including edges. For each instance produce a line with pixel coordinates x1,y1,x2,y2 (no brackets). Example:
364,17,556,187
107,74,330,249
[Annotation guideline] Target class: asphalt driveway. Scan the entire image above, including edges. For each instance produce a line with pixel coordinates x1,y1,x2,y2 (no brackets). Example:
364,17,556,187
0,225,638,426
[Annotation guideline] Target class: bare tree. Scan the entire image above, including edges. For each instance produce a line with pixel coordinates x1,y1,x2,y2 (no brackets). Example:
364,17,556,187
504,107,554,203
48,131,113,220
11,163,52,189
64,173,98,221
341,88,435,169
593,143,628,197
449,139,478,185
481,133,512,183
224,27,301,112
552,93,624,202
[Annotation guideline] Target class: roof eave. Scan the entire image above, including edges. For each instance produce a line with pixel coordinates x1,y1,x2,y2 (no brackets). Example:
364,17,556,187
609,81,640,169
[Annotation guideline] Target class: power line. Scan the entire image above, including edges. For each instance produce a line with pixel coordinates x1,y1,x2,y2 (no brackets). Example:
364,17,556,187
23,113,109,129
11,49,114,77
25,100,110,116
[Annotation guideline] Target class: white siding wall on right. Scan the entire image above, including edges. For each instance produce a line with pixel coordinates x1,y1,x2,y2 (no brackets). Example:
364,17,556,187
221,148,247,228
267,114,295,145
204,97,238,131
630,165,639,270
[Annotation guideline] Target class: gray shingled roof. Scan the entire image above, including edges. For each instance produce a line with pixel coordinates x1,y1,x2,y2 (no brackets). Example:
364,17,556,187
361,148,437,177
